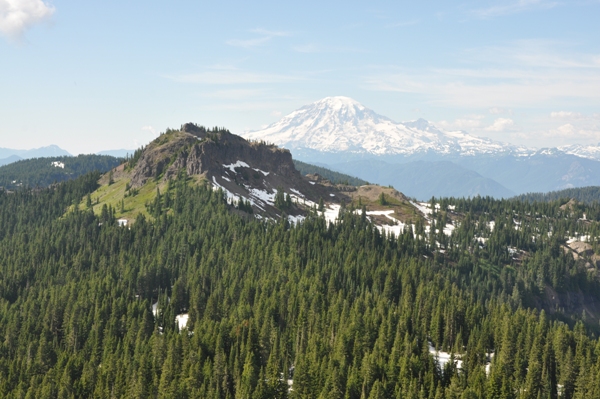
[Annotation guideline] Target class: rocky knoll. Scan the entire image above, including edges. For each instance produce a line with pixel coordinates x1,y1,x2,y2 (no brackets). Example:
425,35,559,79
129,123,344,216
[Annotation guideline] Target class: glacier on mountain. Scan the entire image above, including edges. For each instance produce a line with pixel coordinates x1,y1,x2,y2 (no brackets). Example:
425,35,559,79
243,96,527,157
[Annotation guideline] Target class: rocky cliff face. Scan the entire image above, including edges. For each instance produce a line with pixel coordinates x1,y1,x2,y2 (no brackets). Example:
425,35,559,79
128,123,344,218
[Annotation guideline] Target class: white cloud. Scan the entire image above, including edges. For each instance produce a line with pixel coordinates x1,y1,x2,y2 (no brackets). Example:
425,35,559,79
437,115,485,130
0,0,54,40
489,107,511,115
485,118,515,132
556,123,576,136
364,46,600,108
472,0,559,18
550,111,584,119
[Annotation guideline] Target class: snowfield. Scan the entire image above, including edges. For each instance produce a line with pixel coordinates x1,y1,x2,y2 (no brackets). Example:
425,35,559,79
243,96,526,157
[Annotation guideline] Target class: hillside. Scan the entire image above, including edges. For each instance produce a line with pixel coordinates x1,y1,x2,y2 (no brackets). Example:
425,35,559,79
87,124,426,230
515,186,600,205
292,159,368,186
2,124,600,397
0,154,121,190
1,165,600,397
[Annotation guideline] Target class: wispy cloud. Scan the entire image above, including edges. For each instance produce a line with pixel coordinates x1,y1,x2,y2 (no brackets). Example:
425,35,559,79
550,111,584,119
0,0,54,41
364,41,600,109
485,118,515,131
226,36,272,48
472,0,559,18
437,115,485,130
226,28,290,49
167,66,300,85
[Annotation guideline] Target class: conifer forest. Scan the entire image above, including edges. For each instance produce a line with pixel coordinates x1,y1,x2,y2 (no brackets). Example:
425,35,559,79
1,171,600,398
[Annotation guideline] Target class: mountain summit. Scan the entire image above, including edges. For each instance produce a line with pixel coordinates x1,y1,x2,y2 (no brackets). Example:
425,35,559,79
244,96,518,157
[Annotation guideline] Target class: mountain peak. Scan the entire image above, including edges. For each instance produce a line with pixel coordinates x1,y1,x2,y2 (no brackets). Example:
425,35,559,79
243,97,512,156
315,96,365,109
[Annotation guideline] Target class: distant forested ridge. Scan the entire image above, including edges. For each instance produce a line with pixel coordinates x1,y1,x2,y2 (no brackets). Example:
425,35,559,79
1,173,600,397
0,154,121,190
293,159,368,186
515,186,600,205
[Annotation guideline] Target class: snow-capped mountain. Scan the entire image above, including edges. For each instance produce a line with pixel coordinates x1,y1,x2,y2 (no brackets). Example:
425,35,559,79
558,144,600,161
244,97,524,157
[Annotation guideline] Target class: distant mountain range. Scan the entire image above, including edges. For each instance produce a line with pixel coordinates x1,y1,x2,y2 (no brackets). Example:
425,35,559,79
244,97,600,199
0,145,71,166
0,146,133,167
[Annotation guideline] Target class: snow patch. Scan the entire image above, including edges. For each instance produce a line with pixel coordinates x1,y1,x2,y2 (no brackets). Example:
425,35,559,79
176,313,189,330
567,235,590,244
51,161,65,168
253,168,270,176
322,204,341,225
290,188,304,197
288,215,306,225
411,201,432,216
429,343,463,371
223,160,250,173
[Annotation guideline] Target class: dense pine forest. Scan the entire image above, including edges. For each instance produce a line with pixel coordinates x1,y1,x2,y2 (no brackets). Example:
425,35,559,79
0,155,121,190
1,172,600,398
514,186,600,205
292,160,368,186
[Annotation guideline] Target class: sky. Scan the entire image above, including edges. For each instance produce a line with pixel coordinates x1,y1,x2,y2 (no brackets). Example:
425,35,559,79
1,0,599,154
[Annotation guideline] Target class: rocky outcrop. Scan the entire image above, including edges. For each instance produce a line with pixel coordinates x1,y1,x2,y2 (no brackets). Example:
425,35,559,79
127,123,344,216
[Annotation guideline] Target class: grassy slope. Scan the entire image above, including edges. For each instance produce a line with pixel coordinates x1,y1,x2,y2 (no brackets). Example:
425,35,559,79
81,174,158,221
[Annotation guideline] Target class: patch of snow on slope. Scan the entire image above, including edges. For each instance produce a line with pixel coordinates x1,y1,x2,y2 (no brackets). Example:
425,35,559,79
411,201,432,217
253,168,270,176
290,188,304,197
322,204,341,224
443,223,455,236
223,160,250,173
249,188,276,208
212,176,244,205
429,343,463,371
567,235,590,244
152,302,159,317
288,215,306,225
51,161,65,168
176,313,189,330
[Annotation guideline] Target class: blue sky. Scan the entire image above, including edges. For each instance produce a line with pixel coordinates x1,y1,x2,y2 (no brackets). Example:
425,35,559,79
1,0,599,154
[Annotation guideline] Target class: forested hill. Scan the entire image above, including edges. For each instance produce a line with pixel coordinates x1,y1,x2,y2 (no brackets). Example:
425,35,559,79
515,186,600,205
1,172,600,397
0,154,121,190
293,159,368,186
